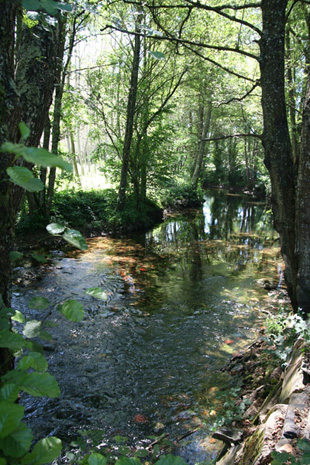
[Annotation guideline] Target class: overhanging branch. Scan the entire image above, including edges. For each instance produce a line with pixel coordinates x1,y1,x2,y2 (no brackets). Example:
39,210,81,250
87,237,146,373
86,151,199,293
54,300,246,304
106,24,259,61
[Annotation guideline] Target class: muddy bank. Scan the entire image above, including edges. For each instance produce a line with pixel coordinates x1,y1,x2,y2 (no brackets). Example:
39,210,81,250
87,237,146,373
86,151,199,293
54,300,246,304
214,332,310,464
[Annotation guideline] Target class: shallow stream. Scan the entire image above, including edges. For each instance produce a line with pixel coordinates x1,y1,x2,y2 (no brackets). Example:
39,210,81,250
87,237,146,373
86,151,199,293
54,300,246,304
13,191,283,463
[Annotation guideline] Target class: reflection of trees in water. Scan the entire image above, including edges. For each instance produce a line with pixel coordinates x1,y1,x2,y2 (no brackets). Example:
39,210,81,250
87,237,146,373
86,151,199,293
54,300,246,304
146,192,279,285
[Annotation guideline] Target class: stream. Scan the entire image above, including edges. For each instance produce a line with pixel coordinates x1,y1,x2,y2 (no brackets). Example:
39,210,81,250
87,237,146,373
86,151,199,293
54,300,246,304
13,191,283,464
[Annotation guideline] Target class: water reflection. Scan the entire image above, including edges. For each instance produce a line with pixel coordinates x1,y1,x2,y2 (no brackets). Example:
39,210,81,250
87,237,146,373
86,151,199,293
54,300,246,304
14,192,282,464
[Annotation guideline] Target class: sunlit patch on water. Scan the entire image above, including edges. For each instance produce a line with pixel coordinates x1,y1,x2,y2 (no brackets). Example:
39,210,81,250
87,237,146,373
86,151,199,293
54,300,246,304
13,192,285,463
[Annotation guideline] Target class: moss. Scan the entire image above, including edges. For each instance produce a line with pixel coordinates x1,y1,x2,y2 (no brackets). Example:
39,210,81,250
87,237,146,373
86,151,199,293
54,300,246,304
238,428,265,465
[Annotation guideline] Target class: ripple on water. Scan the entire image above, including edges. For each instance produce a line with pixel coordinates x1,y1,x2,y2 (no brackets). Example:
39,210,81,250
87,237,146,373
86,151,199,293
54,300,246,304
14,193,282,463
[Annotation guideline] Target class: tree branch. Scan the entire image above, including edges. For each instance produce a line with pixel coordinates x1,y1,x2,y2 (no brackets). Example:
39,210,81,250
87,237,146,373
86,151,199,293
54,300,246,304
181,0,262,35
106,24,259,60
202,133,262,141
217,82,260,106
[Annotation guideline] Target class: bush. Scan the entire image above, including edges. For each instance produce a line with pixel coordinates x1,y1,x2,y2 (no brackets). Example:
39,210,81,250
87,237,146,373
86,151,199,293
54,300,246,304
159,181,204,209
17,189,163,235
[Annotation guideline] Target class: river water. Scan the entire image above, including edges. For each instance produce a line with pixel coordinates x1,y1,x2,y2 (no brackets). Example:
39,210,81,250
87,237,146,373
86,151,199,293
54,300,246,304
13,191,283,464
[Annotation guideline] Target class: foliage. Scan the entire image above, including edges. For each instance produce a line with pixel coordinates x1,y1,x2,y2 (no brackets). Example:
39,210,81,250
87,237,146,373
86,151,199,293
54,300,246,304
264,308,310,365
18,188,163,234
271,438,310,464
159,181,204,209
64,429,184,465
207,386,251,431
1,122,72,193
0,260,88,463
0,123,86,464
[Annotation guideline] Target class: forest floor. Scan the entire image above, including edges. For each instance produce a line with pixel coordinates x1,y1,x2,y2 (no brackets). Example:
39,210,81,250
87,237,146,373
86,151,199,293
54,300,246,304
216,296,310,464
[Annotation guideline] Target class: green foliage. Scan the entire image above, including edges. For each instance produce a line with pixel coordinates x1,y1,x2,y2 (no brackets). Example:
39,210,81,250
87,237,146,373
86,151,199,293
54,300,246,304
159,181,204,209
0,277,113,463
208,386,251,431
85,288,108,301
6,166,44,193
22,0,73,15
49,189,118,231
46,223,88,251
65,429,185,465
1,123,72,194
265,308,310,365
57,299,84,322
271,438,310,464
0,302,62,463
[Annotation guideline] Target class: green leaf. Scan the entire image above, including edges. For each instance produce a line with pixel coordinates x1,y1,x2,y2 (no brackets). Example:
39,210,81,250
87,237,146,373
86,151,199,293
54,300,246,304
62,228,88,251
0,423,33,458
115,458,141,465
155,455,187,465
28,296,50,311
9,251,23,262
11,310,25,324
31,252,47,263
17,352,48,372
0,402,25,438
0,384,19,403
21,147,72,172
85,287,108,301
22,0,41,11
0,458,6,465
270,451,291,464
58,300,84,322
0,319,10,331
38,330,53,341
0,330,25,350
148,51,165,60
134,449,149,458
40,0,59,14
46,223,65,235
1,142,25,157
55,1,73,12
113,435,127,444
19,122,30,141
23,320,42,339
19,372,60,397
88,453,108,465
297,438,310,453
7,166,44,192
21,436,62,465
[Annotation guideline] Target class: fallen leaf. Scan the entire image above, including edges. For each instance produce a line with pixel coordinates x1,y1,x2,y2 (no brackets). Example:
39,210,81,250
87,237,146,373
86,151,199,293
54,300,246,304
134,414,149,423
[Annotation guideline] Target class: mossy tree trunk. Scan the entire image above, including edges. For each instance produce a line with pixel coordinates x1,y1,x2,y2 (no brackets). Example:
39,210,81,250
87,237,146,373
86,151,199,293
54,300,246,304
0,0,63,375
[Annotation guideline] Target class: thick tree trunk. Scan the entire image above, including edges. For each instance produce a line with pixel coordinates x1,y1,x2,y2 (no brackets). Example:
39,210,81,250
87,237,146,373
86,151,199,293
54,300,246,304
0,1,62,375
296,65,310,313
117,16,142,211
260,0,298,309
0,0,21,376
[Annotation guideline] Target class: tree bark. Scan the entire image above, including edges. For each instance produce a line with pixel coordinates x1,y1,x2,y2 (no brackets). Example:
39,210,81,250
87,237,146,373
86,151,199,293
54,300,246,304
117,14,142,211
296,46,310,313
260,0,298,309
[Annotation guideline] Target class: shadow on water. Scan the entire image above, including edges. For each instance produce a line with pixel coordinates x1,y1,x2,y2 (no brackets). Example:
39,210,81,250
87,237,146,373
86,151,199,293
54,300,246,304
13,192,283,464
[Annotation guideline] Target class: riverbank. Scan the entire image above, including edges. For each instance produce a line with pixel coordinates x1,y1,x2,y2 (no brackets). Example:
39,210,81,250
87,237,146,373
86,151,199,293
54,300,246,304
214,313,310,465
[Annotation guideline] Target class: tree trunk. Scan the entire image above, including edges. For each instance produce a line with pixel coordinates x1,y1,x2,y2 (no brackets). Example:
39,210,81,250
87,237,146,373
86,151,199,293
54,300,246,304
260,0,298,309
192,102,212,189
296,42,310,313
0,1,63,375
117,14,142,211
